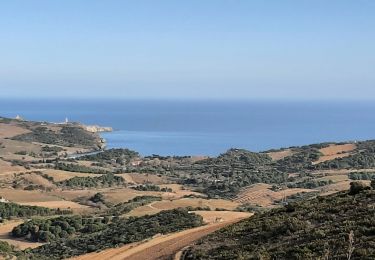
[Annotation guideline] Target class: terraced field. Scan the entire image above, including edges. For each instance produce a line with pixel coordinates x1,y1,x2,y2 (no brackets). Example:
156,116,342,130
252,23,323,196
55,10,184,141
234,183,314,207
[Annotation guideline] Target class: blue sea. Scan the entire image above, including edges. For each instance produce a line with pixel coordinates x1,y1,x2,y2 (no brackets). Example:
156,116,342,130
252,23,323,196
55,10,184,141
1,99,375,156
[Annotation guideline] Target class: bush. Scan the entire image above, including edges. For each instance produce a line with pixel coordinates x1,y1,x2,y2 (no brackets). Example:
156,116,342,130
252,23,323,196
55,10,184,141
349,182,367,195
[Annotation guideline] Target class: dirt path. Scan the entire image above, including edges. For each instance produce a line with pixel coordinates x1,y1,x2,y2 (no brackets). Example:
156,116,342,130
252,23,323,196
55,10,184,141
71,212,251,260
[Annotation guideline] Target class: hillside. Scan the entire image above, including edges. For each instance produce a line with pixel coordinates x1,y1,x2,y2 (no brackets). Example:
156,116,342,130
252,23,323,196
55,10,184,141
183,182,375,260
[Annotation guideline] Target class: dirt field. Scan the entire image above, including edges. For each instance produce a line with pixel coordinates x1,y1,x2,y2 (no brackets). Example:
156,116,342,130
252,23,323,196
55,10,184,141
127,198,239,217
158,184,206,198
71,212,252,260
21,172,56,189
48,189,100,201
194,210,252,224
316,174,349,182
0,123,30,138
0,220,44,250
0,159,24,174
0,189,61,203
19,200,89,210
0,139,41,157
122,173,167,185
42,169,98,182
267,149,294,161
313,143,356,164
101,188,161,204
234,183,314,207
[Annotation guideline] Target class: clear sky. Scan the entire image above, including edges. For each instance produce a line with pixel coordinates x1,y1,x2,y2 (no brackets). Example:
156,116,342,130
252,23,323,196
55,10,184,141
0,0,374,100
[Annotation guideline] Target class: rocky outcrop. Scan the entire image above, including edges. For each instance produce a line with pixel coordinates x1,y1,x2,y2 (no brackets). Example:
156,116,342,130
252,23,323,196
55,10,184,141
82,125,113,133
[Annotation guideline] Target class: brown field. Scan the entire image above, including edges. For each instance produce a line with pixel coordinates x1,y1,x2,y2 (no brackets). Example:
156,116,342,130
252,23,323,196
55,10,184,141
319,181,351,195
123,173,167,185
194,210,252,224
311,169,351,177
0,123,30,138
0,189,61,203
313,143,356,164
21,172,56,189
158,184,206,199
0,220,44,250
18,201,90,213
101,188,161,204
0,139,41,157
234,183,315,207
267,149,294,161
127,198,239,217
316,174,349,183
319,180,370,196
71,212,251,260
0,159,25,174
48,189,100,201
42,169,98,182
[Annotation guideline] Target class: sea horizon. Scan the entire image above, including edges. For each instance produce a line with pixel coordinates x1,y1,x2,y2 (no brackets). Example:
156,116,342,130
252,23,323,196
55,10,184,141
1,98,375,156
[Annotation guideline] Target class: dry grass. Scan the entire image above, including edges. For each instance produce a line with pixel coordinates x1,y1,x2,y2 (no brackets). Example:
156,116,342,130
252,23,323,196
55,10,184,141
42,169,98,182
318,180,370,196
18,201,89,211
267,149,294,161
0,189,61,203
127,198,239,217
123,173,167,185
0,139,41,158
313,143,356,164
21,172,56,189
235,183,315,207
47,189,100,201
194,210,252,224
0,123,30,139
316,174,349,182
0,220,44,250
158,184,206,199
101,188,163,204
0,159,24,174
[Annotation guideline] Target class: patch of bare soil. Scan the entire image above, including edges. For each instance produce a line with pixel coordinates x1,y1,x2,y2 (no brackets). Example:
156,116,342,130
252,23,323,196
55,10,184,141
21,172,56,189
124,173,167,185
235,183,315,207
313,143,356,164
318,180,370,196
267,149,294,161
157,184,206,199
0,123,30,139
42,169,98,182
18,201,90,211
0,159,24,174
0,189,61,203
127,198,239,217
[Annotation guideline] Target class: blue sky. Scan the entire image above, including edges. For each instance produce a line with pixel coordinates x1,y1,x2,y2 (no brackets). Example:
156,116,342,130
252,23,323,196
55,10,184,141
0,0,374,100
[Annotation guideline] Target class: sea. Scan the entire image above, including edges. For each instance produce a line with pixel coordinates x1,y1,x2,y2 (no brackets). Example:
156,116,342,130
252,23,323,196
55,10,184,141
1,99,375,156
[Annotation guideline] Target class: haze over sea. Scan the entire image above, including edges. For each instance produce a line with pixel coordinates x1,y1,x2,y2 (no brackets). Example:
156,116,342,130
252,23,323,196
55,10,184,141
1,99,375,156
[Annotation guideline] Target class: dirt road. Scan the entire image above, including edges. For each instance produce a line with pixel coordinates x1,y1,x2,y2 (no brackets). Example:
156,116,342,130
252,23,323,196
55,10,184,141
71,212,251,260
